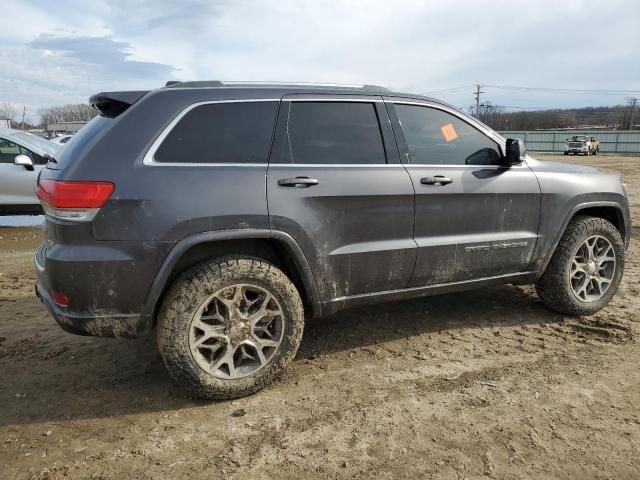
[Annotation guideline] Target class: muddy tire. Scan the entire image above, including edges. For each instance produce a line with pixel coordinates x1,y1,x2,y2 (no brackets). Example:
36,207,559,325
157,257,304,399
536,216,624,316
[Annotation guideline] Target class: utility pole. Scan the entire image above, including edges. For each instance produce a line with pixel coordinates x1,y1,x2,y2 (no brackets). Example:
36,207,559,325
21,106,26,130
630,98,638,131
474,84,484,119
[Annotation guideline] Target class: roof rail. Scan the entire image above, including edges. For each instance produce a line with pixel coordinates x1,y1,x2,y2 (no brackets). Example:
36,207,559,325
164,80,389,91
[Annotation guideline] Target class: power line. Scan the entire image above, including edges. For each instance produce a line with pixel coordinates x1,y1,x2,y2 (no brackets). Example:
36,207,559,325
423,85,476,95
483,84,640,95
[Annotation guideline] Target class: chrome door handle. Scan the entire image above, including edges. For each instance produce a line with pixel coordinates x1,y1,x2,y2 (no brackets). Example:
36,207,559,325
420,175,453,186
278,177,319,188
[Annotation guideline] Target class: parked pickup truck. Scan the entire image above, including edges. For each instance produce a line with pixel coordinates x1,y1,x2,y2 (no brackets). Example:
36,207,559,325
35,82,630,399
564,135,600,156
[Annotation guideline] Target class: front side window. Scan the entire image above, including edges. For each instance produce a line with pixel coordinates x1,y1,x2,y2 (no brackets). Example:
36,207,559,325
395,104,501,166
0,138,43,165
155,101,279,164
284,101,386,164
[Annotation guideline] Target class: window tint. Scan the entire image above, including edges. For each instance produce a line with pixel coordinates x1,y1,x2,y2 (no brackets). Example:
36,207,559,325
395,104,501,166
0,138,44,165
54,116,112,169
155,101,278,164
285,102,386,164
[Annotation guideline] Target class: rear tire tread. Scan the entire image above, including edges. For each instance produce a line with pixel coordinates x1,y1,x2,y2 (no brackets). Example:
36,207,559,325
157,256,304,400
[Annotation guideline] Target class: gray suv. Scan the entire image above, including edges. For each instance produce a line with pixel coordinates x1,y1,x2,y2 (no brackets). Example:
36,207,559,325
35,82,631,399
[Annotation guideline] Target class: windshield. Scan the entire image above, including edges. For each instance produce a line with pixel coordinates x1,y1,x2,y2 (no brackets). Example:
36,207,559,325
9,131,59,156
572,136,588,141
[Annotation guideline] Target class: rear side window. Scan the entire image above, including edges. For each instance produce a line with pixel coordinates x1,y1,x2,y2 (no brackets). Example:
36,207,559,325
284,102,386,164
395,104,501,166
155,101,278,164
53,116,112,170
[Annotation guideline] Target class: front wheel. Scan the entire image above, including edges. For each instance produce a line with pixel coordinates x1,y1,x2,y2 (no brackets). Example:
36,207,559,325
157,257,304,399
536,216,624,316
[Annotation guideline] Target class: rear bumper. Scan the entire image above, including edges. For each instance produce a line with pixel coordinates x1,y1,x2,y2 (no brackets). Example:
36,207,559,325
35,282,149,337
34,242,153,338
0,204,43,215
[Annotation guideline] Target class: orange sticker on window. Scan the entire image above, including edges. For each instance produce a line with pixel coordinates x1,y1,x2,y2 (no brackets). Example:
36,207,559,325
440,123,458,142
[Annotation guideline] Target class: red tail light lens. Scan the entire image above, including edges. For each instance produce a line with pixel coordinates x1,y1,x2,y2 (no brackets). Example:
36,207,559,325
37,180,115,221
51,291,70,307
37,180,114,208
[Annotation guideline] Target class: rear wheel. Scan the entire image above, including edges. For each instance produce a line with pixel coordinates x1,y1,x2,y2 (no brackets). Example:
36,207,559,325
157,257,304,399
536,216,624,316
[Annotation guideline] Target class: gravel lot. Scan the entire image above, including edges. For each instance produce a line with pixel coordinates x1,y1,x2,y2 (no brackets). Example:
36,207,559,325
0,153,638,479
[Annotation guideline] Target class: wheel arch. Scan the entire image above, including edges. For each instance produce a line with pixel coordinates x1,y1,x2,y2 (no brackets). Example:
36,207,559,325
141,229,321,323
540,201,629,274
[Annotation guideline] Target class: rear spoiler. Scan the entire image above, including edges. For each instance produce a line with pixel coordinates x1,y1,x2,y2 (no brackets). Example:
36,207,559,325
89,90,149,118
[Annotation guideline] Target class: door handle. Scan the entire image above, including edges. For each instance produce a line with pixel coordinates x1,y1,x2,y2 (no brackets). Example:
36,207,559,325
278,177,319,188
420,175,453,186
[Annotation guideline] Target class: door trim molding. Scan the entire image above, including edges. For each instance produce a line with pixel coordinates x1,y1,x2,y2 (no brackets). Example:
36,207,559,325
321,271,537,315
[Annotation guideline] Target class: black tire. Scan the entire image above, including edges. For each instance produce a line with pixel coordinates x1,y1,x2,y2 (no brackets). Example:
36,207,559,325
564,152,569,155
536,216,624,316
157,257,304,399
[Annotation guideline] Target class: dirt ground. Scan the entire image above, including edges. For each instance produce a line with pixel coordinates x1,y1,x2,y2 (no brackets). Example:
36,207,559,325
1,153,638,480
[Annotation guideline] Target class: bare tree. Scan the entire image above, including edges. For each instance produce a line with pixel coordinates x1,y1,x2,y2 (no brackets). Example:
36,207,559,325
0,102,16,122
40,104,97,125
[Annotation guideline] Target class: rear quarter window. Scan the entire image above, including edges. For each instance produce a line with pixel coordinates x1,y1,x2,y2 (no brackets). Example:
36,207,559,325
154,101,278,164
52,116,113,170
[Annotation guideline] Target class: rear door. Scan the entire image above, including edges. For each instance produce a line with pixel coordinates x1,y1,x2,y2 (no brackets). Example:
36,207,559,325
267,95,416,301
386,100,540,286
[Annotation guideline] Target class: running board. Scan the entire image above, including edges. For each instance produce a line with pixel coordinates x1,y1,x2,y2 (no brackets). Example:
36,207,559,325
320,271,537,316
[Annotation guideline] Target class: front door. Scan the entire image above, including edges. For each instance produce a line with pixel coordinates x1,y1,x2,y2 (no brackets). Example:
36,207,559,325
0,138,44,212
267,96,416,301
386,100,541,286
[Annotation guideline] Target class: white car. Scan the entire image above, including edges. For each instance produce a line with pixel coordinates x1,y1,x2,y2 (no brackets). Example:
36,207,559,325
0,128,60,215
51,135,73,146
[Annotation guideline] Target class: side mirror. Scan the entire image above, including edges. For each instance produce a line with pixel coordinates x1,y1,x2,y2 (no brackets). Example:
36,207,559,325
14,154,34,171
504,138,526,165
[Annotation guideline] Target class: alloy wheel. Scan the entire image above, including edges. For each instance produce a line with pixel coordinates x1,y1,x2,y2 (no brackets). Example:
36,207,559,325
570,235,616,302
189,284,284,379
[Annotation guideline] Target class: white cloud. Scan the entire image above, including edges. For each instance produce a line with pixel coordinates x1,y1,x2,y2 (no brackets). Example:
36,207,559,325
2,0,639,123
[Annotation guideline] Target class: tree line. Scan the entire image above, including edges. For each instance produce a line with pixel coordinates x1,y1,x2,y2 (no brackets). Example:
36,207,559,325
476,102,638,131
39,104,98,124
2,99,637,132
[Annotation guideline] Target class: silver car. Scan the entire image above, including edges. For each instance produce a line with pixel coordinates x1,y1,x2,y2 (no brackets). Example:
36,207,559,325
0,129,60,215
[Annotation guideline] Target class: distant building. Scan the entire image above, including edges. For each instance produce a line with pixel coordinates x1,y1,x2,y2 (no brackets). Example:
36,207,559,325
0,117,10,129
45,121,87,136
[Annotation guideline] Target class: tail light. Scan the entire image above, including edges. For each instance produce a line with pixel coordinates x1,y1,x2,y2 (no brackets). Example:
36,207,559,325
51,291,70,307
37,180,115,221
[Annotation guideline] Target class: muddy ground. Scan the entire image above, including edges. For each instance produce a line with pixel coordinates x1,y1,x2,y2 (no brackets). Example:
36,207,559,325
1,153,638,479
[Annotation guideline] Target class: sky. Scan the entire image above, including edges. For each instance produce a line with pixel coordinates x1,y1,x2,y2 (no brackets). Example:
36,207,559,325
1,0,639,123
